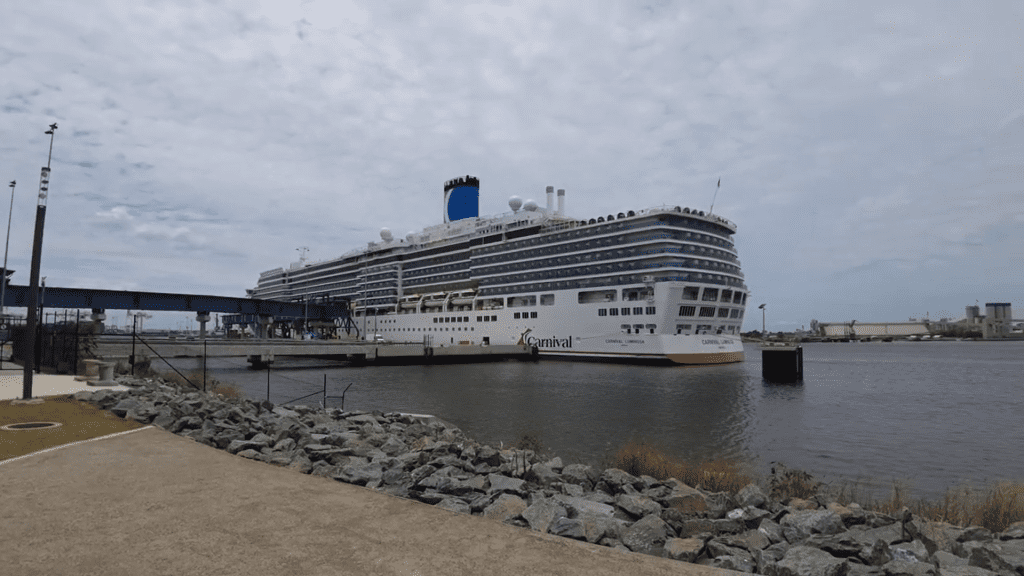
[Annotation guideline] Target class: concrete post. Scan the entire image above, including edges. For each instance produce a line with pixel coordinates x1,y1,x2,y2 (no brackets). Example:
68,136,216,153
91,308,106,334
196,312,211,339
257,314,274,339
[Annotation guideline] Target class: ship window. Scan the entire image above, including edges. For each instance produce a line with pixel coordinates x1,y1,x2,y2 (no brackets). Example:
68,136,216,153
738,310,744,318
433,318,438,323
742,293,747,305
646,307,656,315
633,324,644,331
530,311,537,318
702,288,719,301
621,308,630,316
514,312,521,319
730,309,740,318
718,308,731,318
633,307,643,315
676,324,692,334
609,308,619,316
699,307,716,317
679,306,696,317
578,289,616,304
721,289,733,302
540,294,555,305
647,324,656,334
598,309,607,316
491,315,497,321
682,286,699,301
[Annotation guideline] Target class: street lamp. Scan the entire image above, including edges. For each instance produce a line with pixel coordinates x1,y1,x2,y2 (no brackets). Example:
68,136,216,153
0,180,14,369
758,303,766,336
23,122,57,398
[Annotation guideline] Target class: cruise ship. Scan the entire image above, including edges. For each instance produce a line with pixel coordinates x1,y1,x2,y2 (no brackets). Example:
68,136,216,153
249,176,748,364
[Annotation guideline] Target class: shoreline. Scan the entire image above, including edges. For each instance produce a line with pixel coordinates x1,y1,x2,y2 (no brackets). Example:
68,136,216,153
69,374,1024,575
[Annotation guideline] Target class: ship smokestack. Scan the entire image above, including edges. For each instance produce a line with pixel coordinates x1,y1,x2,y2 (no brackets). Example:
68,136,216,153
546,186,554,214
443,175,480,223
557,188,565,215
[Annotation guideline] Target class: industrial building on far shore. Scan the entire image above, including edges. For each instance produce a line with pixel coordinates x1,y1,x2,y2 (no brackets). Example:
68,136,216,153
813,302,1022,340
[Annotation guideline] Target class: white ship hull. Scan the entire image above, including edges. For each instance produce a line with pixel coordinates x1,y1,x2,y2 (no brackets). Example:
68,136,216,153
364,285,745,364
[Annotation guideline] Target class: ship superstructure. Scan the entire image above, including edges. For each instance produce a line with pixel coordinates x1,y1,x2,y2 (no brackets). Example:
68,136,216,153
249,176,747,363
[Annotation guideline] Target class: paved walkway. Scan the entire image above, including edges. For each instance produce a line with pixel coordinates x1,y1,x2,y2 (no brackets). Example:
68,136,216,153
0,426,741,575
0,368,130,400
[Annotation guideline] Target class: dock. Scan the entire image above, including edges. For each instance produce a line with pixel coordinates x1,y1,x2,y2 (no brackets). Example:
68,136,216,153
92,337,537,367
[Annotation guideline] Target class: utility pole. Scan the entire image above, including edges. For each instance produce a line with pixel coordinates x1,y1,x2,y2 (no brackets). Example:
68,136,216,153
23,122,57,398
758,303,766,336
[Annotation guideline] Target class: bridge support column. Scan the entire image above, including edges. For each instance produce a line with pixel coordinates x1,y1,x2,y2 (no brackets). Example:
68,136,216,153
196,312,211,339
257,314,274,339
91,308,106,335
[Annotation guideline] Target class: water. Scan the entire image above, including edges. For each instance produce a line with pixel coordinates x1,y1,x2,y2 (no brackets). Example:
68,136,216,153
161,340,1024,500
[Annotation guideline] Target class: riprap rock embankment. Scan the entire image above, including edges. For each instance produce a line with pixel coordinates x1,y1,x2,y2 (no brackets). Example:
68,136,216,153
75,377,1024,576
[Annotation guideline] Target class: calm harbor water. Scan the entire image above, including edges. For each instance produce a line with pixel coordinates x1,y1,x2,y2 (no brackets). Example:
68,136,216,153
164,341,1024,500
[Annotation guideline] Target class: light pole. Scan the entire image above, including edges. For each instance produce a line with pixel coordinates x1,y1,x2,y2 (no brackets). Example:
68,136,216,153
1,181,14,317
23,122,57,398
0,180,13,369
758,303,766,336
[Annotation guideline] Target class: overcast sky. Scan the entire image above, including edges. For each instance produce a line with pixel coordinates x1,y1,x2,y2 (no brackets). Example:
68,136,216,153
2,0,1022,331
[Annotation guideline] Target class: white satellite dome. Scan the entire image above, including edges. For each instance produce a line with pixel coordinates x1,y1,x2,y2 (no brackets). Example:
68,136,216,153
380,228,393,241
406,231,416,242
508,195,523,212
523,199,539,212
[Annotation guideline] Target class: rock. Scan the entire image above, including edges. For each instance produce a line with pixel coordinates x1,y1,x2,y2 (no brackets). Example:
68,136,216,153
965,540,1024,575
550,517,587,541
486,473,526,496
579,514,627,544
415,491,445,505
621,514,671,554
560,483,584,498
109,397,143,418
905,520,964,557
435,497,471,515
236,449,262,460
553,495,615,519
829,502,867,527
482,494,527,522
713,555,757,573
525,463,560,488
437,475,486,496
379,436,408,456
227,438,272,455
334,462,383,486
932,550,968,568
788,498,819,511
706,539,755,563
521,498,568,533
544,457,563,472
738,484,768,508
957,527,993,543
663,537,705,562
705,492,739,519
474,445,502,467
880,560,936,575
861,539,896,566
615,494,663,519
662,482,709,515
1000,522,1024,541
561,464,598,489
937,567,998,576
767,545,850,576
718,529,773,552
754,542,791,574
679,518,716,538
287,454,313,474
781,510,846,543
891,540,930,563
760,518,787,544
600,468,643,494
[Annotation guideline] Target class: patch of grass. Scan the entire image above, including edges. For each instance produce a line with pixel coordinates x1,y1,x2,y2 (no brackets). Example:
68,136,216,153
864,480,1024,533
768,462,821,501
609,439,752,493
0,396,145,461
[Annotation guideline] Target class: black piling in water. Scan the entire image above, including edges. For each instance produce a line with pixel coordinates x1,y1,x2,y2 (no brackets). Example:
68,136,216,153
762,345,803,383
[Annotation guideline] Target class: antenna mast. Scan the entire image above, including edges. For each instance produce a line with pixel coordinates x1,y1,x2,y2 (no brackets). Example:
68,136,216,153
709,178,720,214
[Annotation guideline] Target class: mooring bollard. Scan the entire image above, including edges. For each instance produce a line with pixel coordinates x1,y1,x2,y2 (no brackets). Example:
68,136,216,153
762,343,803,383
